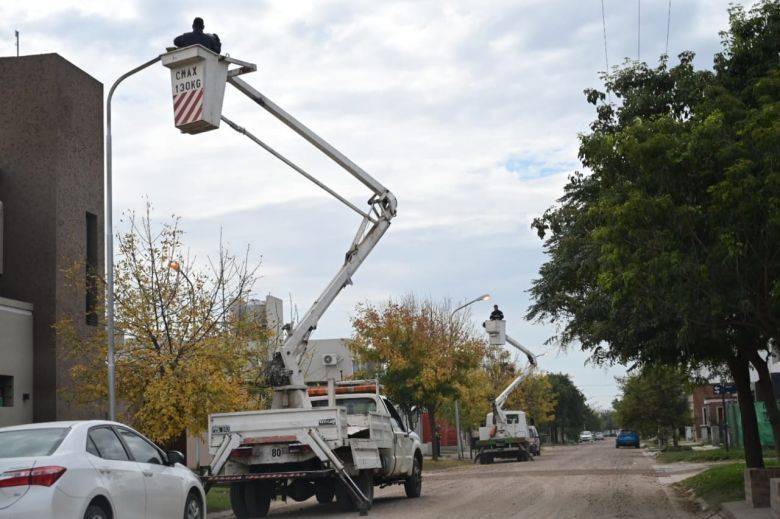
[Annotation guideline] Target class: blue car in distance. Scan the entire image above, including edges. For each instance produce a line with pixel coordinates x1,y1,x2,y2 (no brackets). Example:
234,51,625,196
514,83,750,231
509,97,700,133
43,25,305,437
616,430,640,448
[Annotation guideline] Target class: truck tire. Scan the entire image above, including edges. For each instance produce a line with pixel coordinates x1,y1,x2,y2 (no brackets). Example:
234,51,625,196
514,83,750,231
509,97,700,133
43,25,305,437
229,483,249,518
315,481,335,504
244,481,272,517
335,482,354,511
335,471,374,511
404,456,422,498
357,470,374,509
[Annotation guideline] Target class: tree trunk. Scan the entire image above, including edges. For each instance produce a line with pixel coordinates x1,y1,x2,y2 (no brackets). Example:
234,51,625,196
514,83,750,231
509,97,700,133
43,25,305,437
728,351,765,468
428,408,439,461
748,349,780,458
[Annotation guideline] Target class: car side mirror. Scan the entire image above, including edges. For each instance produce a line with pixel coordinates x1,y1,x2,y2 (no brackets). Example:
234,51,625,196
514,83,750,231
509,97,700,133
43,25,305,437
166,450,185,466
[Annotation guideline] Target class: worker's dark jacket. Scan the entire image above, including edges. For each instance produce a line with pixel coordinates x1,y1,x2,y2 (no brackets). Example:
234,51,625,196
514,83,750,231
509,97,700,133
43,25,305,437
173,30,221,53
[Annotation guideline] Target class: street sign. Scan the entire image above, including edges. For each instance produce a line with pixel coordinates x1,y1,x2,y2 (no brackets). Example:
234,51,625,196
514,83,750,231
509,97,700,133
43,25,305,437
161,45,228,134
713,384,737,395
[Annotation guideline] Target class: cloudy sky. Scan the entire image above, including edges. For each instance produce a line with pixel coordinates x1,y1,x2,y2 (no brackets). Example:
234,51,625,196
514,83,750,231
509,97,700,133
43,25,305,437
1,0,752,408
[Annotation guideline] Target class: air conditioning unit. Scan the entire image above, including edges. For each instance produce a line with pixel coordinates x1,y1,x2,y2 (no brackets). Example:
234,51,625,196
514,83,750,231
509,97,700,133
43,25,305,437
322,354,338,366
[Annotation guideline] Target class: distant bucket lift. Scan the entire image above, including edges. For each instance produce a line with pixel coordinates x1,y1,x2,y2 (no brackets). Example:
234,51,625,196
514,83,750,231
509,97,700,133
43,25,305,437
161,46,254,133
484,319,507,346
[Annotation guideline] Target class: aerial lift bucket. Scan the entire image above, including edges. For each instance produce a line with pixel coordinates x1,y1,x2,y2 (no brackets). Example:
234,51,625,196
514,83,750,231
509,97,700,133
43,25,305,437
484,319,507,346
161,45,228,134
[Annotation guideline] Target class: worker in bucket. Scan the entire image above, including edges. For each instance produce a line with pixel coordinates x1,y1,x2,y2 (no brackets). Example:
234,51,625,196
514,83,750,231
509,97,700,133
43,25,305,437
489,305,504,321
173,17,221,54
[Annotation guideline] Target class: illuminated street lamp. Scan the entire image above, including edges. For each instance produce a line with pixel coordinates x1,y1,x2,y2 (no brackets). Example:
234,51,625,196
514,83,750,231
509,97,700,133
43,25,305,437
449,293,491,459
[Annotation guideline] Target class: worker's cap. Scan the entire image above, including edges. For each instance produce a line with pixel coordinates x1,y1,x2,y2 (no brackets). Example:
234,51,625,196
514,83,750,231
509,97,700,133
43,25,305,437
192,17,205,29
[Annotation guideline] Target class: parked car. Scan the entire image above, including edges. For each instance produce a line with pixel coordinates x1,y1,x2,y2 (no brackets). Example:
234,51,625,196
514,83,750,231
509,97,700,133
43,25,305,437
0,420,205,519
594,432,605,441
615,430,640,448
579,430,594,443
528,425,541,456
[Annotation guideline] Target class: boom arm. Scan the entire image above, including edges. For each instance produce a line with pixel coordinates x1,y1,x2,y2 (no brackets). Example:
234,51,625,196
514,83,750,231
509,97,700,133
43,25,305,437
493,335,538,418
223,74,397,408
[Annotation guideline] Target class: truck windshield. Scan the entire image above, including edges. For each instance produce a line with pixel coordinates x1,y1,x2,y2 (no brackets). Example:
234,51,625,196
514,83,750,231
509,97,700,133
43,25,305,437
312,397,377,415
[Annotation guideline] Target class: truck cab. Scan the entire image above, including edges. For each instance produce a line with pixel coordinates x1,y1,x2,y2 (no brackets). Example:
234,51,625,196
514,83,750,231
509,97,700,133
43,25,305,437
310,392,419,479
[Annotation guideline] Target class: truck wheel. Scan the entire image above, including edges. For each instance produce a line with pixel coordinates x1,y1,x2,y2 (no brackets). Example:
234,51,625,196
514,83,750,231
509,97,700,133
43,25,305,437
244,481,272,518
357,470,374,509
315,481,335,504
229,483,249,519
335,481,355,511
404,456,422,498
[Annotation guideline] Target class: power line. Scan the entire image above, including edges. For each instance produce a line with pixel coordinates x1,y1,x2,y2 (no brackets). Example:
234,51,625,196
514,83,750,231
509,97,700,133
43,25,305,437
637,0,641,61
600,0,610,72
665,0,672,57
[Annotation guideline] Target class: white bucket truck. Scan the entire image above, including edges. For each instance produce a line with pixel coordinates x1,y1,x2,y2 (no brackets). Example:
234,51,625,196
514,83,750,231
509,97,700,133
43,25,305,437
476,318,539,464
159,45,420,516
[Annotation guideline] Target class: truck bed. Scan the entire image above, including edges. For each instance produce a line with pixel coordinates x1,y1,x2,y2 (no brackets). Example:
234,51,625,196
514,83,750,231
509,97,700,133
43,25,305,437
209,407,349,453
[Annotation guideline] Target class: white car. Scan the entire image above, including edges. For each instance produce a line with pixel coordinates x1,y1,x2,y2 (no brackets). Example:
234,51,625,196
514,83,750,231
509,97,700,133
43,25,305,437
579,430,594,443
0,420,205,519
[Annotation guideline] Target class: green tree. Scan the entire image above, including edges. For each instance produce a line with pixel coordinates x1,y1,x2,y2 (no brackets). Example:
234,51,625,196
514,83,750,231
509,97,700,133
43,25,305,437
527,1,780,467
546,373,588,443
613,366,691,446
350,295,485,459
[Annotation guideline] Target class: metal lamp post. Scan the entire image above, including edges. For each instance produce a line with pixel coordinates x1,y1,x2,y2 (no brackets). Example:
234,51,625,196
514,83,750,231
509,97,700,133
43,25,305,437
105,55,162,421
449,293,491,459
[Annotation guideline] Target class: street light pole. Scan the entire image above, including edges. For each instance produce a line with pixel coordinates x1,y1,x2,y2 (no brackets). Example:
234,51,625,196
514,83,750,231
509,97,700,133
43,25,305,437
105,54,161,421
450,293,491,459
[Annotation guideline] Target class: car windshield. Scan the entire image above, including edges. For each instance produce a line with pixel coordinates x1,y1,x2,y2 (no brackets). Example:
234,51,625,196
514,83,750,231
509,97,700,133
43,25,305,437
312,397,377,415
0,428,69,458
620,431,636,436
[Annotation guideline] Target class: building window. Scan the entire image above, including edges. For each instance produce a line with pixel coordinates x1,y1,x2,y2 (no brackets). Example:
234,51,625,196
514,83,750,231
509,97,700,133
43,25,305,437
702,407,709,425
717,406,724,425
86,212,98,326
0,376,13,407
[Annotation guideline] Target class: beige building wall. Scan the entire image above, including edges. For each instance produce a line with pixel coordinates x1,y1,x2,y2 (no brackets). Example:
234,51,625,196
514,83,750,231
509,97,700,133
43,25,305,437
0,296,33,427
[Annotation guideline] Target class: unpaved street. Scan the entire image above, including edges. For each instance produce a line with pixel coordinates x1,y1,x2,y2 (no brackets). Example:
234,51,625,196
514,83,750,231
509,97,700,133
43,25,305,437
211,441,699,519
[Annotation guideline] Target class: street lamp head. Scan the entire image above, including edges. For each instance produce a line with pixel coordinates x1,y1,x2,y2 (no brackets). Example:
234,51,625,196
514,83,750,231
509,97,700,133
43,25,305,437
168,261,181,272
480,294,491,301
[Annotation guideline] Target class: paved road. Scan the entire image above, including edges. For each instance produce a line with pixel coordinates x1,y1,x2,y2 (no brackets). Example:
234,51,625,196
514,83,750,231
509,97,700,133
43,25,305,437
210,441,700,518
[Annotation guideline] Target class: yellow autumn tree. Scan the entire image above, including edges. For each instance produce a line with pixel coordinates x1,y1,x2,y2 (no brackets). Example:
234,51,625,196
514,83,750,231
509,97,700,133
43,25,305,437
350,294,486,460
55,203,268,444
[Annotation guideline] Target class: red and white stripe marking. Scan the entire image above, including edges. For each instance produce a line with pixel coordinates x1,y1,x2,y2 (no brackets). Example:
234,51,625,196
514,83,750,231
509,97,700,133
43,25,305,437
173,88,203,127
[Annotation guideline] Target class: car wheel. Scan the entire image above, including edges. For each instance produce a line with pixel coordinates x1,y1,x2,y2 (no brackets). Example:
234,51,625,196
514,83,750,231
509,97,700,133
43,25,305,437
244,481,272,517
84,504,109,519
184,491,203,519
230,483,249,518
404,456,422,498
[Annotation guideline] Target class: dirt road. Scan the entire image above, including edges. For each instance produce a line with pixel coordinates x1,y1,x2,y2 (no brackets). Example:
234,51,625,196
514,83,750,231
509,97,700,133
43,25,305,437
210,441,699,518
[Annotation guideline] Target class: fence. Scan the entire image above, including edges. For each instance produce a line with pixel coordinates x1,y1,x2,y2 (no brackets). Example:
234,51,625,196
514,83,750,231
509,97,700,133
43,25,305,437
726,400,777,449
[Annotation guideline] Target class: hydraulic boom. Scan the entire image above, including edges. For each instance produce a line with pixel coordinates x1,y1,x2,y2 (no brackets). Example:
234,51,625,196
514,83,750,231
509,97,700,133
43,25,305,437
222,70,397,409
493,335,537,421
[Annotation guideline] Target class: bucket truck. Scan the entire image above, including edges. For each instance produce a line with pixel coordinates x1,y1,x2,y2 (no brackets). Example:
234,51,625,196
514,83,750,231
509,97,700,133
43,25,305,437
476,319,539,464
159,45,421,517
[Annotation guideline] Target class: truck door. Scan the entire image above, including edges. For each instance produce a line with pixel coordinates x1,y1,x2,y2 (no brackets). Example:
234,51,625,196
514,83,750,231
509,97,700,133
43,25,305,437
382,398,414,476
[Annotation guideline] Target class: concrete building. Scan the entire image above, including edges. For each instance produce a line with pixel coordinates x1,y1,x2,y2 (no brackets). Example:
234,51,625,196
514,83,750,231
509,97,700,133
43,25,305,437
303,338,355,383
0,297,34,426
0,53,104,424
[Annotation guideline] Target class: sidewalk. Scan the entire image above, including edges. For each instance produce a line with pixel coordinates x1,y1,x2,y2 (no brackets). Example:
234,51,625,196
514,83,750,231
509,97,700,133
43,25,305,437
720,501,772,519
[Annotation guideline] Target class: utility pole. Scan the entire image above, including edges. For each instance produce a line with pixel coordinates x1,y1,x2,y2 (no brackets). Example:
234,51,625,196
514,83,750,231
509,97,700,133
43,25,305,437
14,31,19,57
721,379,729,451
